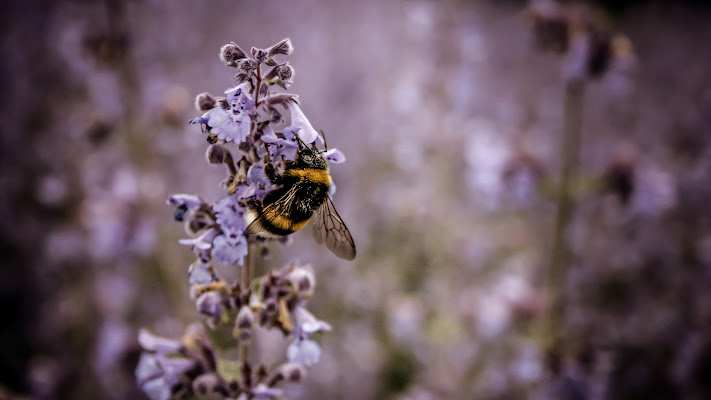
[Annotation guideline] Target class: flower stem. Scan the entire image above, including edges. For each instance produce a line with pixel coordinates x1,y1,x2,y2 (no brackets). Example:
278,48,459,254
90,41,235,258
545,78,584,356
239,242,253,366
254,64,262,105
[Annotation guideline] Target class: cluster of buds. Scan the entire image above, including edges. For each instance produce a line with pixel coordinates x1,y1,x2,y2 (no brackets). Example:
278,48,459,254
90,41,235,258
139,38,343,400
523,0,636,81
189,262,328,354
137,323,312,399
136,325,224,399
137,261,328,399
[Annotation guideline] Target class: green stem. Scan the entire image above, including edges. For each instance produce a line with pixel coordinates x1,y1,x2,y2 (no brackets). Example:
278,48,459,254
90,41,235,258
545,78,584,355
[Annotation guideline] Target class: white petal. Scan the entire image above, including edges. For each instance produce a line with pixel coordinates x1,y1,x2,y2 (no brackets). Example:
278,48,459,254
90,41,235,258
294,306,331,334
286,102,319,144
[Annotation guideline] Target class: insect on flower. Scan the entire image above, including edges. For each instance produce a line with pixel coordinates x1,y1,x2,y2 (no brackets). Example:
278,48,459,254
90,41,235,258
244,136,356,260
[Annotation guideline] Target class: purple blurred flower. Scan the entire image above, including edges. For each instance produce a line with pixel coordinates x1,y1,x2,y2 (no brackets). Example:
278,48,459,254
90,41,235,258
285,264,316,297
139,375,171,400
252,384,283,400
213,196,247,236
136,345,198,400
211,233,248,266
136,353,163,384
294,306,331,334
188,261,218,285
196,291,224,318
287,338,321,367
138,330,183,355
178,227,218,251
166,193,206,210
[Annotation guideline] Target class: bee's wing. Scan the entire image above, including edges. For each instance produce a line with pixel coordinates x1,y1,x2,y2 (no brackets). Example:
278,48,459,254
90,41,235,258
245,186,297,237
313,196,356,260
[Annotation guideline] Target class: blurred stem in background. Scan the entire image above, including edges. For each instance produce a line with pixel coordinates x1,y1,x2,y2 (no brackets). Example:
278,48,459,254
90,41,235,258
545,78,584,358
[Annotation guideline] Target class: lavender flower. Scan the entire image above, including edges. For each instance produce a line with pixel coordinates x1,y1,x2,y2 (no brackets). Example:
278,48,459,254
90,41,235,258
287,338,322,367
293,306,332,334
137,327,217,400
190,107,251,143
211,233,248,266
141,37,342,400
285,101,321,144
323,148,346,164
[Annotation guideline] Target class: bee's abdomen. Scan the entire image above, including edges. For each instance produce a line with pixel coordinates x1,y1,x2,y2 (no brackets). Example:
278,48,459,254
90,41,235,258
252,180,328,237
261,214,310,236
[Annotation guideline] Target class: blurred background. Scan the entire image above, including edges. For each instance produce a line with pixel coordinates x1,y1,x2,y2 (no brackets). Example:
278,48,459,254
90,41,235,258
2,0,711,399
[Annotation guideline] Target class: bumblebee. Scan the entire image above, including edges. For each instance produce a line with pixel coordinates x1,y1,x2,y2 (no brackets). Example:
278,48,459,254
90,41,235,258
244,139,356,260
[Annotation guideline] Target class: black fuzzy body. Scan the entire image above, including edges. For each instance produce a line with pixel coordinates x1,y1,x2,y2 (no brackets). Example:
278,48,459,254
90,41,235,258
246,147,331,237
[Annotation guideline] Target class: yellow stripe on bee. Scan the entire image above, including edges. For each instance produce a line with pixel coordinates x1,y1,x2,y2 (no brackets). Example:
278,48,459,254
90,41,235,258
268,214,310,232
284,168,332,186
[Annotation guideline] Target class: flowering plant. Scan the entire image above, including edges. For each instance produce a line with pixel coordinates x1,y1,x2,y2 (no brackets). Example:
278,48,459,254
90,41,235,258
136,38,345,400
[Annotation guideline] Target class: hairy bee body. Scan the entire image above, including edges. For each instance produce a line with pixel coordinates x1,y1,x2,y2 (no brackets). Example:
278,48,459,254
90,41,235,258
246,167,330,237
245,145,356,260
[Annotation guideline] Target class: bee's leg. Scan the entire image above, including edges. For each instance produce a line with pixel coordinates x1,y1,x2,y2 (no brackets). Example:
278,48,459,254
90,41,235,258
242,198,263,212
264,162,283,185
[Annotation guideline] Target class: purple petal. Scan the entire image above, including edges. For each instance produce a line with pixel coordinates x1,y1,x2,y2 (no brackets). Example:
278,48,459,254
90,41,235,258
166,194,205,209
138,330,182,355
287,338,321,366
294,306,331,334
323,148,346,164
136,353,163,383
225,83,255,112
211,234,248,265
286,102,319,144
200,108,251,143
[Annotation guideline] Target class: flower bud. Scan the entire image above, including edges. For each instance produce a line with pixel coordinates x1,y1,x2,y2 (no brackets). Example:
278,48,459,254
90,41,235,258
206,144,228,164
192,373,225,400
286,265,315,297
267,38,294,57
251,47,268,63
186,218,209,235
236,305,255,329
196,291,224,318
233,73,249,84
235,305,255,341
237,58,258,73
194,92,217,111
279,363,306,382
276,64,294,82
216,97,229,110
263,298,278,316
174,204,188,222
219,42,247,66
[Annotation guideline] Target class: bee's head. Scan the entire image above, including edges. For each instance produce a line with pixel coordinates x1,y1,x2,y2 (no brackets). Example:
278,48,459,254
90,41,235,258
295,137,327,169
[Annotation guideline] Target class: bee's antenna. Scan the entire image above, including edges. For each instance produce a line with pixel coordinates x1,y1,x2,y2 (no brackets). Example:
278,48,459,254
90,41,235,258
294,134,306,149
319,129,329,151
